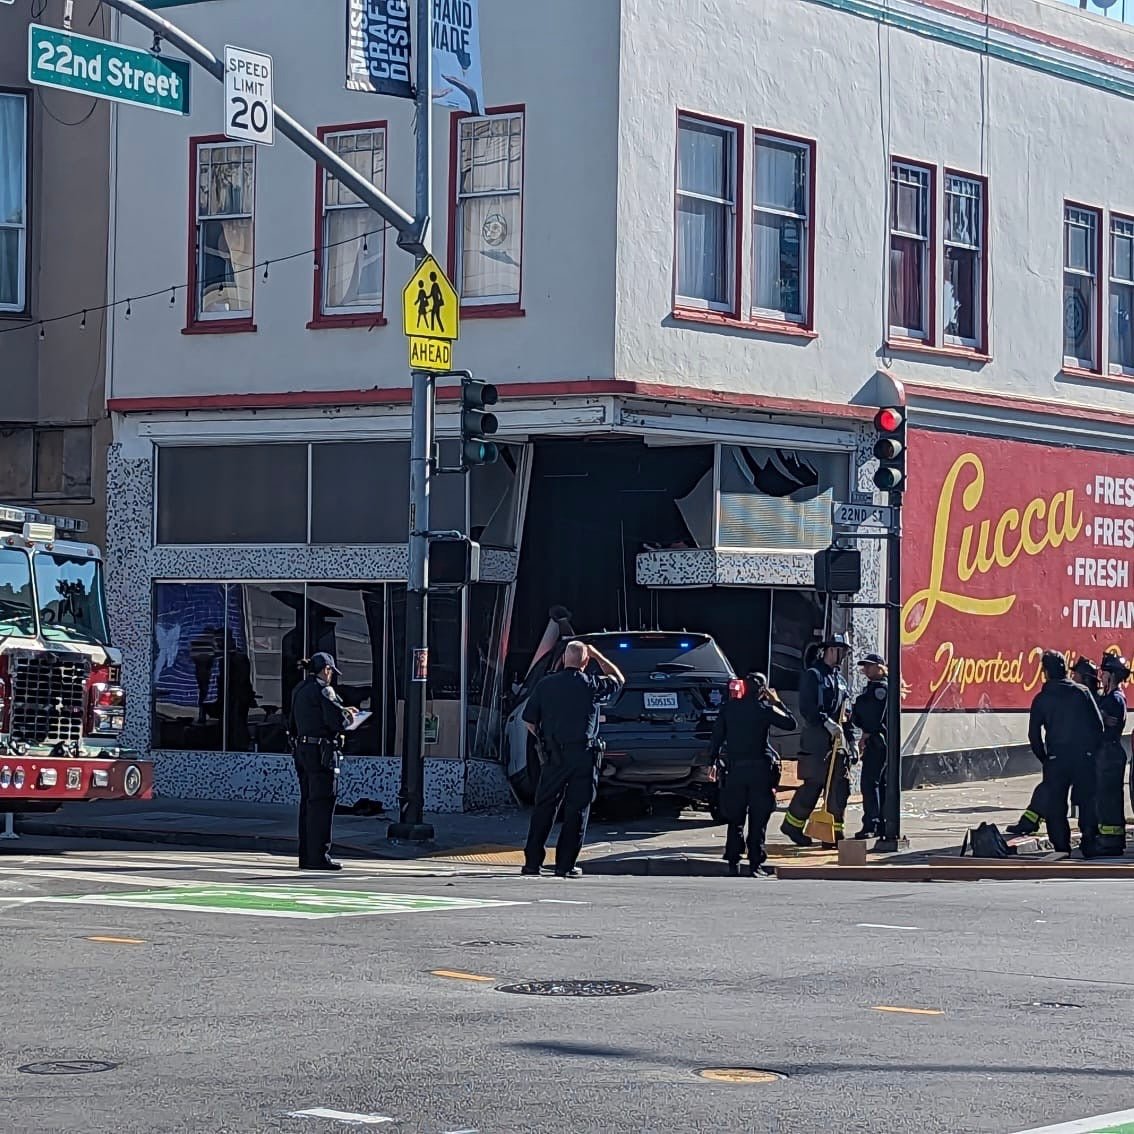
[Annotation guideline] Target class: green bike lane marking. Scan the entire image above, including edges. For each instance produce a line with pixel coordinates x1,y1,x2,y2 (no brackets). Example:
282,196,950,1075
1013,1110,1134,1133
38,884,525,920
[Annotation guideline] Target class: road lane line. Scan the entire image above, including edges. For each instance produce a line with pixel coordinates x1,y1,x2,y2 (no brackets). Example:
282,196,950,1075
286,1108,393,1125
431,969,495,982
871,1006,943,1016
1011,1109,1134,1133
856,923,920,931
538,899,589,905
86,935,145,945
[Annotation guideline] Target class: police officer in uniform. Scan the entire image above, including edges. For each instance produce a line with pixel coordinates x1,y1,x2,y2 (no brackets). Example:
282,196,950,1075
1008,656,1098,837
1087,652,1129,857
288,653,357,871
782,633,856,847
522,640,625,878
851,652,888,840
708,672,797,876
1027,650,1103,854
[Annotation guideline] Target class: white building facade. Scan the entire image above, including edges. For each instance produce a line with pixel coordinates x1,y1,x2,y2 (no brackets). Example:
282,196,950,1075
104,0,1134,809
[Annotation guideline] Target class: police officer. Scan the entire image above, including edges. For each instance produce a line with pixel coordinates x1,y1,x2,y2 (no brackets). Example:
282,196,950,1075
1008,656,1098,837
782,633,856,847
851,652,888,840
1027,650,1103,854
288,653,357,871
1087,652,1129,857
521,640,625,878
708,672,797,876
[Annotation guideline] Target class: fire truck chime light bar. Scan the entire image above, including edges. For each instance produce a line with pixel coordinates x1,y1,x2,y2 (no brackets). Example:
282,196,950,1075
0,505,89,535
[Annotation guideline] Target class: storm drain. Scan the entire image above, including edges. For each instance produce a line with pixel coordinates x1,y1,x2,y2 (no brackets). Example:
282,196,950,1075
696,1068,787,1085
496,979,656,997
18,1060,119,1076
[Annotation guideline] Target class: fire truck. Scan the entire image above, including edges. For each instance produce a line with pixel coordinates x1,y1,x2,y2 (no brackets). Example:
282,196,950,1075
0,504,152,815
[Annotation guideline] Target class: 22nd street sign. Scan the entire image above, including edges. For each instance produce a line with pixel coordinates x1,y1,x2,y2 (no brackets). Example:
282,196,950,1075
28,24,191,116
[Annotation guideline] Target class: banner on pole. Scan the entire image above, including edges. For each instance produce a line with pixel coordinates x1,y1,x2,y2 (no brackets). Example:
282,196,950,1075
346,0,414,99
432,0,484,114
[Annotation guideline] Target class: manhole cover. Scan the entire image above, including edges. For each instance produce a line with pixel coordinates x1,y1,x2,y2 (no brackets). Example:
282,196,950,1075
496,980,656,997
1026,1001,1082,1010
456,940,525,948
18,1060,119,1076
546,934,593,940
696,1068,786,1084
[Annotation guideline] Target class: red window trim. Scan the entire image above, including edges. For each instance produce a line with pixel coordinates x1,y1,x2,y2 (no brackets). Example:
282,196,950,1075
671,308,817,340
943,167,989,355
308,119,389,330
889,155,937,347
447,103,527,319
1063,198,1104,376
185,134,257,334
751,128,817,332
885,337,990,365
672,108,744,322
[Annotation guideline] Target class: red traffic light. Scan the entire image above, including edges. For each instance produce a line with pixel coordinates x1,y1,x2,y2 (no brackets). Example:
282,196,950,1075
875,407,903,432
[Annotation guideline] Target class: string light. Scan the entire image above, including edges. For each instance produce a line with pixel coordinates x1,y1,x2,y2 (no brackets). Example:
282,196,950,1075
0,225,384,339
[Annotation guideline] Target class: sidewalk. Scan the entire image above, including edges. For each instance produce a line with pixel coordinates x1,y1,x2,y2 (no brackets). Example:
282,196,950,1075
10,774,1069,876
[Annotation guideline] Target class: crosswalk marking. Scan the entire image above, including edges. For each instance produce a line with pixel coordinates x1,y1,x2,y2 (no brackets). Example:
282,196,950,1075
1012,1110,1134,1133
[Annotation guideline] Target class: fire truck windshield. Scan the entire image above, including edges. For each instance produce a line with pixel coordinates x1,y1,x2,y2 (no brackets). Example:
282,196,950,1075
34,552,110,646
0,547,35,636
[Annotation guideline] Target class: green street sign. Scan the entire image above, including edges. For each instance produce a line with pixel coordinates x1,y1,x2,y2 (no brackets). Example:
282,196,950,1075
51,884,522,920
28,24,191,116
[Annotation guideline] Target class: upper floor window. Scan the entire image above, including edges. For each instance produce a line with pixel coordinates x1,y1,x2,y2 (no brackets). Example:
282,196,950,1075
0,92,28,314
455,110,523,308
1064,204,1099,370
190,140,255,327
889,161,932,340
752,134,811,324
316,126,386,322
675,115,737,311
943,174,983,347
1110,215,1134,376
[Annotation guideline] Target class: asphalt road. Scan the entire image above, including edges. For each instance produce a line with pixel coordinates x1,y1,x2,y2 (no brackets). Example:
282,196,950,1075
1,838,1132,1134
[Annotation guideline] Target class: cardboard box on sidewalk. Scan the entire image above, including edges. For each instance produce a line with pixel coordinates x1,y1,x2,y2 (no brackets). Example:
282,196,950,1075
838,839,868,866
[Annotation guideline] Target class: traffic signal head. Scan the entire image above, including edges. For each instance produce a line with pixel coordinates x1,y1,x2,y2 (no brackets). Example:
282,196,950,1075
872,406,906,492
461,377,499,466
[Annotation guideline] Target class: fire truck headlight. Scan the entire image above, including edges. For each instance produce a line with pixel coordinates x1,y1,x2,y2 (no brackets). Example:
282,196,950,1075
37,768,58,788
123,765,143,797
91,769,110,788
0,766,10,788
12,767,25,790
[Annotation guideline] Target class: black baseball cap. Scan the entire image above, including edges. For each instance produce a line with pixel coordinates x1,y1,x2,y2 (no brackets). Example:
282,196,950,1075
858,653,885,666
309,651,341,675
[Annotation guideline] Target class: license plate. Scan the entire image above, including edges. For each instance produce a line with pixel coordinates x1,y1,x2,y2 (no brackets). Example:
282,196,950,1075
644,692,678,710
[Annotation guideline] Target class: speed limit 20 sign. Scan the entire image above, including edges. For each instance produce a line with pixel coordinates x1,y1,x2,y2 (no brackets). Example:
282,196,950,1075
224,45,273,145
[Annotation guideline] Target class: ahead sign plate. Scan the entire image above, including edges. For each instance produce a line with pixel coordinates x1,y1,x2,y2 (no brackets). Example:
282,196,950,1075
833,502,896,529
224,46,274,145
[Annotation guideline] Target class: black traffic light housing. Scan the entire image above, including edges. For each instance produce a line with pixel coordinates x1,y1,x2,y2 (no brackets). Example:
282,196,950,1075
873,406,906,492
461,377,499,467
429,536,481,588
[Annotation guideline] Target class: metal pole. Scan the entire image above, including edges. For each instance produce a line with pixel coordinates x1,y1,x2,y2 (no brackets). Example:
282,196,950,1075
389,0,435,841
95,0,421,247
876,502,903,852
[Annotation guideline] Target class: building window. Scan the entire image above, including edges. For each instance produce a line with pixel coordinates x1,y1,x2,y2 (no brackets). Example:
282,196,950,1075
316,126,386,321
752,134,810,323
675,116,737,311
454,110,523,307
0,92,28,314
191,140,255,324
1064,204,1099,370
889,161,932,339
943,174,983,346
1110,215,1134,376
34,426,92,499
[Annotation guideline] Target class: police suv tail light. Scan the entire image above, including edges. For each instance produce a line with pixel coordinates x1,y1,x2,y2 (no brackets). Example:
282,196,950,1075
728,678,746,699
86,664,126,737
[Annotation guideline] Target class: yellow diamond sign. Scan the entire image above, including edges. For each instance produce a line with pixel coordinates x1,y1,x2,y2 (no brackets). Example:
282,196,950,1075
402,254,459,342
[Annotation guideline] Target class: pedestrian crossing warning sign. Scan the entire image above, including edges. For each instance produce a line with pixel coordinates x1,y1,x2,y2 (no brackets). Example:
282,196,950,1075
409,336,452,372
402,255,459,342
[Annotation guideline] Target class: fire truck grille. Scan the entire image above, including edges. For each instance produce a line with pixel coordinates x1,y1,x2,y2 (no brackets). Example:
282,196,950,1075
9,653,90,747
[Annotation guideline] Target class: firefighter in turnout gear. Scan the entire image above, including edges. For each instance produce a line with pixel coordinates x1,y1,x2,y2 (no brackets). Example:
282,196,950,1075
708,672,797,876
851,653,888,840
1085,652,1129,858
288,653,357,871
782,634,856,847
1007,656,1098,837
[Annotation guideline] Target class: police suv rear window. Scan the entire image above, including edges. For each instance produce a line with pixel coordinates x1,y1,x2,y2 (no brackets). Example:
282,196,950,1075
584,635,732,677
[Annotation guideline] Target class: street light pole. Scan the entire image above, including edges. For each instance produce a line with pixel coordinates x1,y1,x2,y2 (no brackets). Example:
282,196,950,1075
388,0,436,841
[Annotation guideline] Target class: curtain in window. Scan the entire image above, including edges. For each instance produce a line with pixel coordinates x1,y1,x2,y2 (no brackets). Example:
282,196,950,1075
0,96,25,308
889,237,923,332
200,219,253,314
754,215,802,315
677,198,727,304
944,247,976,340
460,192,521,300
1111,286,1134,370
325,210,382,308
